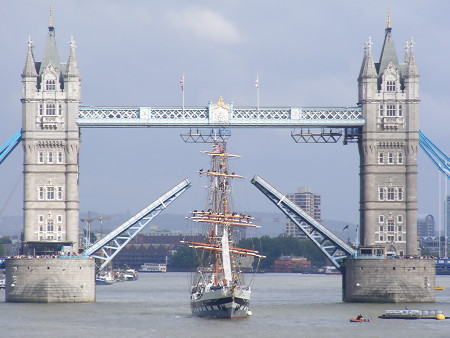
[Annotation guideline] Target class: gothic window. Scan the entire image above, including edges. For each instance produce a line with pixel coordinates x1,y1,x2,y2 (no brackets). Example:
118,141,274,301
48,152,54,163
386,105,396,117
397,153,404,164
378,187,385,201
397,225,402,232
398,105,403,117
387,220,395,232
45,79,56,91
387,187,395,201
38,151,44,163
46,103,56,115
39,104,44,115
397,187,404,201
38,215,44,223
39,225,44,231
379,225,384,232
47,220,54,232
379,105,384,117
57,187,63,200
387,153,394,164
388,235,394,242
379,235,384,241
379,215,385,223
398,235,402,241
57,152,64,163
47,186,55,200
397,215,403,223
57,215,62,223
378,153,384,164
38,186,45,200
58,104,63,116
386,81,396,92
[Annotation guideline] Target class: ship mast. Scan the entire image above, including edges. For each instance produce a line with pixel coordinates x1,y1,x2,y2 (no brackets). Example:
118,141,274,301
184,134,265,287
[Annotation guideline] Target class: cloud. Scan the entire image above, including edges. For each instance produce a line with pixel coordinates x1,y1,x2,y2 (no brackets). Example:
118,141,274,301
165,8,244,44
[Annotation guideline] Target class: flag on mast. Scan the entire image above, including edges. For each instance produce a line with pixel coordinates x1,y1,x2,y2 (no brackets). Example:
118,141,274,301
180,75,184,91
255,74,260,110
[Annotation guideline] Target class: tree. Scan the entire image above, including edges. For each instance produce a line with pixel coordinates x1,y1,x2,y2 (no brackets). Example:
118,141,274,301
238,235,326,270
170,246,197,271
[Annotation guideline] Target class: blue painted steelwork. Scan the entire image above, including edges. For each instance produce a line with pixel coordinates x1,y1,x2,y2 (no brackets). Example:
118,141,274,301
77,105,364,128
84,179,191,270
419,131,450,180
251,175,355,269
0,130,22,165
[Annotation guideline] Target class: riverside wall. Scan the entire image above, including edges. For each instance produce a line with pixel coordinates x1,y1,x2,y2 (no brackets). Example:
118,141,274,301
342,258,435,303
5,257,96,303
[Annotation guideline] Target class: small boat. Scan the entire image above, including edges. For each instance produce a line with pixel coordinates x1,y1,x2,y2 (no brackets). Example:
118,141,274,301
379,309,446,320
140,263,167,273
123,269,138,280
96,271,114,285
350,318,370,323
435,286,444,291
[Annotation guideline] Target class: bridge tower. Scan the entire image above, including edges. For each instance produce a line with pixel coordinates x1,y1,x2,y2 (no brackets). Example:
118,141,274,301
21,13,81,254
358,17,419,256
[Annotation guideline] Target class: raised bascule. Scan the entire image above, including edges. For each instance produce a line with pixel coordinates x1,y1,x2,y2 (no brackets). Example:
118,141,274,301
2,11,445,302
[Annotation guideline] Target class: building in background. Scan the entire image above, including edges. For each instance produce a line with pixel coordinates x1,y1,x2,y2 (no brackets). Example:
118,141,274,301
284,187,321,238
417,214,435,238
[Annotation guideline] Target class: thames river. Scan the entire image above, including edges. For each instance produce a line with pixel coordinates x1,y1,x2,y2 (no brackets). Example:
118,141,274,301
2,273,450,337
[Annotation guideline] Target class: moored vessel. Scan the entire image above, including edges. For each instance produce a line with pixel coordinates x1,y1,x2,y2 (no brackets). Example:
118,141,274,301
184,140,264,318
140,263,167,273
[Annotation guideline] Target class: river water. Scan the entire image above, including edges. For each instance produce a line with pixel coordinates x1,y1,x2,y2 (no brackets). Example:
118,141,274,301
2,273,450,337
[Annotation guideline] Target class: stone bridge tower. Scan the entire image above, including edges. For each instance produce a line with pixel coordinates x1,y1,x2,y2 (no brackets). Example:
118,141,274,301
358,18,419,256
21,15,81,254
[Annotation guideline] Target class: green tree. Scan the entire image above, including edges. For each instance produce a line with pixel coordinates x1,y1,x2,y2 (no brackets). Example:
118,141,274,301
238,235,326,270
170,246,197,270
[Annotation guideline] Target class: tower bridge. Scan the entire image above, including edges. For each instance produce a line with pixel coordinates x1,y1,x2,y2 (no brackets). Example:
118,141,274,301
2,12,445,303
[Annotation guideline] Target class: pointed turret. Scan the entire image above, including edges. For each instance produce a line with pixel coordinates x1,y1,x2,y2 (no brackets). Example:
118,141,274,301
358,37,377,79
66,36,80,77
404,37,419,77
39,6,61,77
22,36,38,78
358,37,378,103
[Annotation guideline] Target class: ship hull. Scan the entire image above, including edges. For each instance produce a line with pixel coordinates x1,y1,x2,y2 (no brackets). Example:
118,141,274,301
191,288,251,319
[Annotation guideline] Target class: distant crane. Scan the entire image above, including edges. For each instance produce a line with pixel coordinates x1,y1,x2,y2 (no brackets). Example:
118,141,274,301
80,212,111,249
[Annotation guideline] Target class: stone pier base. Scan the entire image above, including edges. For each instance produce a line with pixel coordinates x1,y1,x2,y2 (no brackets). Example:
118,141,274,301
5,257,96,303
342,258,435,303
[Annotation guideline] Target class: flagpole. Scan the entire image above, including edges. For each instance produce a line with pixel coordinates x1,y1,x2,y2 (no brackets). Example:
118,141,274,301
255,74,260,111
180,73,185,113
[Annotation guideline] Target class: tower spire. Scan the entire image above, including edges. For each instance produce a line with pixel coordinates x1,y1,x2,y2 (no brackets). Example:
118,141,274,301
22,36,38,78
49,6,54,29
66,36,80,77
386,8,391,30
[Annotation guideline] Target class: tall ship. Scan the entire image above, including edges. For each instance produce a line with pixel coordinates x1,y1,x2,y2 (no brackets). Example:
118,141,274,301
183,140,264,318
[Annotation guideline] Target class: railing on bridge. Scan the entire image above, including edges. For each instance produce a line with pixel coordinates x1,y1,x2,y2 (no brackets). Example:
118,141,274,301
77,105,364,128
251,175,356,269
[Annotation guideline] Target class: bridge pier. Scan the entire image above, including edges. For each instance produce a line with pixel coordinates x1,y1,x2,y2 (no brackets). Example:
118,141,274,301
342,258,435,303
5,258,95,303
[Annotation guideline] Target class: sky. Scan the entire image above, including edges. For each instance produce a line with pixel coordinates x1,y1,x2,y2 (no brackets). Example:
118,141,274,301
0,1,449,231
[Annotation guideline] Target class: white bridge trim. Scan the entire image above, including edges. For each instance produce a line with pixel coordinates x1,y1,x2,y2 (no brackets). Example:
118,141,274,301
77,105,364,128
